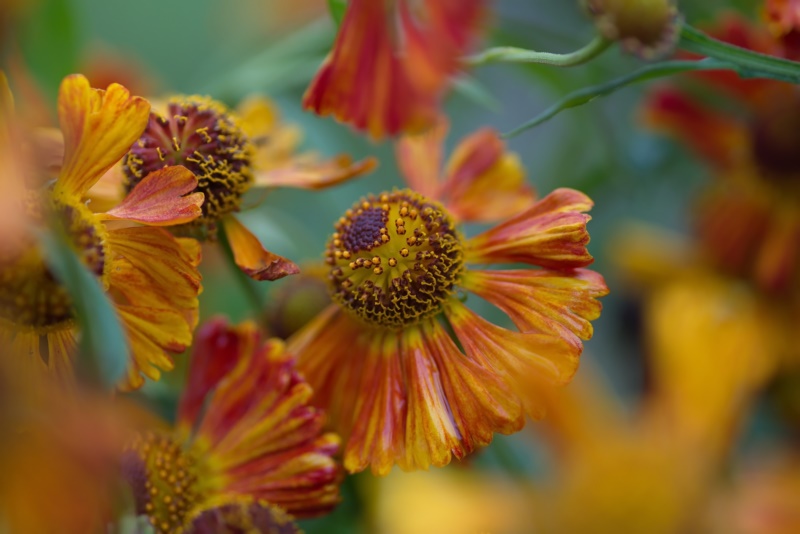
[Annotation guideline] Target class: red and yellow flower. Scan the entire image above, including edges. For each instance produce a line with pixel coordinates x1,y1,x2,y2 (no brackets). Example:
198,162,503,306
287,119,608,475
122,317,341,533
303,0,488,140
0,74,203,389
642,14,800,298
109,93,375,281
764,0,800,58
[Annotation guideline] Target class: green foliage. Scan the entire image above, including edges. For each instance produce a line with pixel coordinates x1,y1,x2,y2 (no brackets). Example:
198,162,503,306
42,228,128,388
327,0,348,27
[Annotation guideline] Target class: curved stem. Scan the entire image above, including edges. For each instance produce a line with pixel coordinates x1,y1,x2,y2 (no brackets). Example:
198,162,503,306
465,35,613,67
679,24,800,83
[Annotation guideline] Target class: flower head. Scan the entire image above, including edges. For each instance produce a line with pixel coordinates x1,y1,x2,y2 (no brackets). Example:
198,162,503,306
303,0,487,140
583,0,682,59
642,16,800,296
122,318,341,533
117,94,375,280
0,74,203,389
288,121,608,474
764,0,800,58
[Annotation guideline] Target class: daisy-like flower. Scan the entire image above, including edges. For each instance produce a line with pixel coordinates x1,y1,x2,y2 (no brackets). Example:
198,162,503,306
642,15,800,296
303,0,487,140
121,318,341,534
287,120,608,474
119,94,375,281
0,74,203,389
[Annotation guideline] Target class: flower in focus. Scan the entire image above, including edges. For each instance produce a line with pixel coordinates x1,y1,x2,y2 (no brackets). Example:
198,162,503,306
117,93,375,281
583,0,682,58
642,15,800,297
122,317,341,533
0,74,204,389
303,0,488,140
288,120,608,475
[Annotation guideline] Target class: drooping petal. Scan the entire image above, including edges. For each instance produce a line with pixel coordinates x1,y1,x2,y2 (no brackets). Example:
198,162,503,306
55,74,150,200
254,155,377,190
447,302,581,418
462,269,608,345
466,188,594,269
101,166,203,225
641,87,749,170
194,337,341,517
221,215,299,281
303,0,486,140
440,128,535,222
177,318,261,433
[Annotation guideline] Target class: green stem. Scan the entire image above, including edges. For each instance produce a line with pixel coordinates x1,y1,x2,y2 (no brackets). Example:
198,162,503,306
466,35,613,67
503,58,733,138
679,24,800,83
218,227,266,318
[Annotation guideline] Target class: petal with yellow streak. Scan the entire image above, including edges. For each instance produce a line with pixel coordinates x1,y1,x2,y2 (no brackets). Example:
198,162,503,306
462,269,608,344
221,215,299,281
466,188,594,269
447,302,581,418
395,117,448,200
55,74,149,200
101,166,203,226
441,128,535,222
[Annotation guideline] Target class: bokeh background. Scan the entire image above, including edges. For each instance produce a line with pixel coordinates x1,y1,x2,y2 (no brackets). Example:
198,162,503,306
4,0,797,532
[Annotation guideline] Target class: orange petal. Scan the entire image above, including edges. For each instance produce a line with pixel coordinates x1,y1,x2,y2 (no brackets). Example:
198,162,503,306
55,75,150,200
177,318,261,433
463,269,608,344
466,188,594,269
754,210,800,293
395,117,448,200
641,87,748,170
221,216,299,281
447,302,581,417
254,155,377,190
440,128,535,222
100,165,203,225
303,0,486,140
195,337,341,517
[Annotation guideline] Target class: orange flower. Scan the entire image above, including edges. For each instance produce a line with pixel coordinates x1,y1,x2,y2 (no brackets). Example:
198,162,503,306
122,318,341,533
642,15,800,296
764,0,800,58
287,120,608,475
0,74,203,389
111,94,376,281
303,0,487,140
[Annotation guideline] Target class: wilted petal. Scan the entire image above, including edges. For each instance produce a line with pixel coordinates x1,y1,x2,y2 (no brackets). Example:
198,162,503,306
221,215,299,281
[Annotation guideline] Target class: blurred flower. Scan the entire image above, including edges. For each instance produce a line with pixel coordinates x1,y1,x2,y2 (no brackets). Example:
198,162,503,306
303,0,487,140
0,73,203,389
643,15,800,297
122,318,340,533
288,120,608,475
265,264,332,339
764,0,800,58
116,94,375,281
583,0,682,58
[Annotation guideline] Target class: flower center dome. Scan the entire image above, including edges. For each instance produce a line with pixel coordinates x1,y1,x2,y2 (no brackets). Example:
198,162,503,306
0,196,107,332
122,432,206,534
123,96,253,234
326,190,464,328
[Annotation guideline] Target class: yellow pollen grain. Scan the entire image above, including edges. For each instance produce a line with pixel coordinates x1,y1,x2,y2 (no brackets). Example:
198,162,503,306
400,248,409,257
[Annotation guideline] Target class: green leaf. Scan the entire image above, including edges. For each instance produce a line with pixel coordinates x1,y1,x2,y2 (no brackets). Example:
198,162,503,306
327,0,347,27
679,24,800,84
503,58,734,138
41,229,129,387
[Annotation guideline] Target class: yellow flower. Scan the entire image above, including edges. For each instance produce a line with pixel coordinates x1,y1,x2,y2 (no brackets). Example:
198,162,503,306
0,74,204,390
115,94,376,281
288,119,608,475
583,0,681,58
